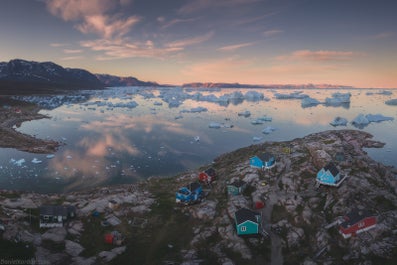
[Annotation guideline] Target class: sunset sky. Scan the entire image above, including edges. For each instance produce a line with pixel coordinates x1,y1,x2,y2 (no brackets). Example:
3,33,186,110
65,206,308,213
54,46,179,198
1,0,396,88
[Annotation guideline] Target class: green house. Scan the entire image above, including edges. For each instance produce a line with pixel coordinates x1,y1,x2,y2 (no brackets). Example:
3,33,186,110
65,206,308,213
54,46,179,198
234,208,262,236
227,180,247,196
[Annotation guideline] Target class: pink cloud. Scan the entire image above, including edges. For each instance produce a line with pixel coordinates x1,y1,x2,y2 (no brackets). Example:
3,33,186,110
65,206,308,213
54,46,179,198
167,31,214,48
277,50,361,62
263,29,283,37
45,0,137,39
218,42,254,52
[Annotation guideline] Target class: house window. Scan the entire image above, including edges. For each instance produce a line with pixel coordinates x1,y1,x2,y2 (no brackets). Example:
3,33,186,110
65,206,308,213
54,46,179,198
241,226,247,232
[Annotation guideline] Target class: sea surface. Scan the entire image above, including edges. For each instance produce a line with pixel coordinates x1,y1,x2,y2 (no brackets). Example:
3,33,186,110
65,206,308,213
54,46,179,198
1,87,396,193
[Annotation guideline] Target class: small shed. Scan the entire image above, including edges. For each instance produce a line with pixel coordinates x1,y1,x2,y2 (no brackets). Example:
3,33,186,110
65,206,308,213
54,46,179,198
316,162,346,187
198,168,216,184
234,208,262,236
249,153,276,170
227,180,247,196
339,209,377,239
39,205,76,228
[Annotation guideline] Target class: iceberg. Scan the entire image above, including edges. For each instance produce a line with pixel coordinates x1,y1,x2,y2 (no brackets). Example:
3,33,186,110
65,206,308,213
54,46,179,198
366,114,394,123
366,90,392,96
274,91,308,99
31,158,42,164
385,99,397,106
351,114,370,128
244,91,264,101
258,116,272,122
301,97,321,108
237,110,251,117
262,126,276,134
253,136,263,142
209,122,222,129
10,158,25,166
251,119,264,125
325,92,351,106
330,117,348,126
46,154,55,159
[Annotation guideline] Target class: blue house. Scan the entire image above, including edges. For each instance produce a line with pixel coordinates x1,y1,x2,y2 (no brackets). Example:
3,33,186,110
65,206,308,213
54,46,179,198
249,153,275,169
227,180,247,196
316,162,346,187
176,182,203,205
234,208,262,236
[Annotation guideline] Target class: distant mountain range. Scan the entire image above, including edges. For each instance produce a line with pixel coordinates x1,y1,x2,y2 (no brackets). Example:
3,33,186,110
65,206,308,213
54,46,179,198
0,59,353,95
0,59,162,95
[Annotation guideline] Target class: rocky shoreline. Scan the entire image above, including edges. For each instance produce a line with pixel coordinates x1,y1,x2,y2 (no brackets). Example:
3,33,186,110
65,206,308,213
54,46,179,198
0,97,59,153
0,129,396,264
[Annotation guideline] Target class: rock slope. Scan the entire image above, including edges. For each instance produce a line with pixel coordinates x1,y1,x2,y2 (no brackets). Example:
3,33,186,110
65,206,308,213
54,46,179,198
0,130,396,265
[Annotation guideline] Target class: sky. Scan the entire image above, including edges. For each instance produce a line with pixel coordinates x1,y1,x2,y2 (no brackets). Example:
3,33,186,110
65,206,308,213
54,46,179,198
0,0,397,88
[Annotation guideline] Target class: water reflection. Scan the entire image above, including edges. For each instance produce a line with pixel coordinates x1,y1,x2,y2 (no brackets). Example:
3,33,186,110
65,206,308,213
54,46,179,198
2,87,396,192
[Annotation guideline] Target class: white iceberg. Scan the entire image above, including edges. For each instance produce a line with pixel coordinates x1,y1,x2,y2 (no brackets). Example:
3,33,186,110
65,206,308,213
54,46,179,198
31,158,42,164
209,122,222,129
10,158,25,166
244,91,264,101
46,154,55,159
262,126,276,134
325,92,351,106
253,136,263,142
237,110,251,117
251,119,264,125
385,99,397,106
351,114,370,128
301,97,321,108
365,114,394,122
258,116,272,122
330,117,348,126
274,91,308,99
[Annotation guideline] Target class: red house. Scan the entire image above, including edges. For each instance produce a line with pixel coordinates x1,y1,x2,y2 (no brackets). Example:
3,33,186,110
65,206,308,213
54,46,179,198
339,209,377,239
198,168,216,184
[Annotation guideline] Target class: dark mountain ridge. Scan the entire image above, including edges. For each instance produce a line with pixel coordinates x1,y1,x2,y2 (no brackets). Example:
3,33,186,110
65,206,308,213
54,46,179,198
0,59,104,94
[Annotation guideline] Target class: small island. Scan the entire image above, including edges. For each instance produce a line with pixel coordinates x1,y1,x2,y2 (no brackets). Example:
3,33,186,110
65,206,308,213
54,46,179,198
1,129,396,265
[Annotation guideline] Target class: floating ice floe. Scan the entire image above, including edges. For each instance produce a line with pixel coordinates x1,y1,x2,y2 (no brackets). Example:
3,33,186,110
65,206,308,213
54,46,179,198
194,136,200,142
10,158,25,166
262,126,276,134
351,114,369,128
257,116,272,122
351,113,394,128
174,115,183,120
208,122,222,129
251,119,264,125
330,117,348,126
237,110,251,117
325,92,351,106
153,101,163,106
301,97,322,108
31,158,42,164
253,136,263,142
274,91,308,99
180,107,208,113
244,91,265,101
366,90,393,96
385,99,397,106
366,114,394,123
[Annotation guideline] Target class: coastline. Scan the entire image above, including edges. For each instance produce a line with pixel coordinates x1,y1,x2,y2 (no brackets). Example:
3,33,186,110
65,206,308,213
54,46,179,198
0,129,396,264
0,97,59,153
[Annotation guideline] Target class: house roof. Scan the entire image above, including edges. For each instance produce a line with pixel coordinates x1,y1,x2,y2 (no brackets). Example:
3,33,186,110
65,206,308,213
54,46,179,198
187,182,201,192
204,168,216,177
230,179,246,188
40,205,76,216
324,162,339,176
340,209,375,229
235,208,259,225
258,153,274,162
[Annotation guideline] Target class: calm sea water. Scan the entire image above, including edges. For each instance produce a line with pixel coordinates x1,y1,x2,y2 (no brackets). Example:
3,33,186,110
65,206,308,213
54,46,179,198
1,87,396,193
